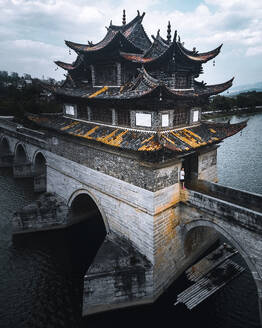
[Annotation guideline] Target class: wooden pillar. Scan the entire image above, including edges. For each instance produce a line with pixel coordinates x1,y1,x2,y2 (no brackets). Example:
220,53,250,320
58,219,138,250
116,63,121,86
112,108,117,125
90,65,95,86
87,106,92,121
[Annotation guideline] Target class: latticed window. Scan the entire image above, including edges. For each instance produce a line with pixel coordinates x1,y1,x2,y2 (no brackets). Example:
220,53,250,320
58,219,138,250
92,107,112,124
175,74,191,89
173,111,188,126
95,64,117,86
117,110,130,126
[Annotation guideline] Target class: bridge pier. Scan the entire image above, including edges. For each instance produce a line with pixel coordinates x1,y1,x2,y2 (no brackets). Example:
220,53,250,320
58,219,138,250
13,162,35,178
0,153,14,167
34,174,47,192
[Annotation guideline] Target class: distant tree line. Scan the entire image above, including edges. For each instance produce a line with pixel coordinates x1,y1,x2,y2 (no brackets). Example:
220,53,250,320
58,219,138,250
208,91,262,112
0,71,61,118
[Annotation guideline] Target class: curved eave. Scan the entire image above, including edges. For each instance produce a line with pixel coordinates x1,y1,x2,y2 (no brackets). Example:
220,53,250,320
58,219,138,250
120,52,153,63
121,43,173,65
177,42,223,63
162,78,234,98
65,30,142,55
26,113,162,152
201,77,234,96
55,74,234,101
162,120,247,153
53,83,160,101
65,29,117,53
55,61,75,71
26,114,247,154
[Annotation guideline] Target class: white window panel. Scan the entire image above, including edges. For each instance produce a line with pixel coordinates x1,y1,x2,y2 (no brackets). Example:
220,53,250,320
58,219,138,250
162,114,169,127
136,113,152,127
193,110,199,122
65,104,75,116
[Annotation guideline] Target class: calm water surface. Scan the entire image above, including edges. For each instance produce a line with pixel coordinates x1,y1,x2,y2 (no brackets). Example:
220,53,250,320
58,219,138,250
0,113,261,328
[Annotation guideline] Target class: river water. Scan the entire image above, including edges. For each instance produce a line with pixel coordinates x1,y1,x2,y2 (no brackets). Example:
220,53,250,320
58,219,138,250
0,113,261,328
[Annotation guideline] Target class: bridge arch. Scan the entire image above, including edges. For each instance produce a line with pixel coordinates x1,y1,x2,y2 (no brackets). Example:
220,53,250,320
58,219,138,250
14,143,28,163
0,136,11,154
68,189,109,233
32,151,46,175
183,219,262,323
67,189,108,267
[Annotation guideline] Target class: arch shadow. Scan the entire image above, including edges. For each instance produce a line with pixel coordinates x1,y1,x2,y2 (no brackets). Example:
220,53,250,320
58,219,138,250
32,151,47,192
14,143,28,163
183,219,262,324
0,136,11,154
67,189,108,270
68,189,109,233
33,151,46,175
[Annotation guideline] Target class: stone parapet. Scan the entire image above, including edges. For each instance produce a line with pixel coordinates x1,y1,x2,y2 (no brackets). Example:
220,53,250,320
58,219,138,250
186,189,262,234
193,179,262,213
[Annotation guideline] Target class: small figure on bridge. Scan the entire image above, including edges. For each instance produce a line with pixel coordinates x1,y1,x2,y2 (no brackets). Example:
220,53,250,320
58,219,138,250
180,167,185,189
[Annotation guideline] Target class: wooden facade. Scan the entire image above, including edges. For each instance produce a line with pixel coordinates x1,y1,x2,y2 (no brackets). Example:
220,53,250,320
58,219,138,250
52,11,232,132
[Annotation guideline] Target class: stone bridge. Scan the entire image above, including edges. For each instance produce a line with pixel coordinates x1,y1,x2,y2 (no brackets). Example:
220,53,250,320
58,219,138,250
0,117,261,324
181,186,262,322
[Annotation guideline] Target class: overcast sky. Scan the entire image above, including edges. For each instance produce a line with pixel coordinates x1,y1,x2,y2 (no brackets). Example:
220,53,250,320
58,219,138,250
0,0,261,86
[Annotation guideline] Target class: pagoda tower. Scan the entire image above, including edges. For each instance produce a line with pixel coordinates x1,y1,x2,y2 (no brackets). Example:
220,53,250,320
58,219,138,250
32,10,245,168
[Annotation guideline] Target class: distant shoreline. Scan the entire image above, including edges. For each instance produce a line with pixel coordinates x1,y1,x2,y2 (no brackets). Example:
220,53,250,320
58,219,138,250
202,105,262,119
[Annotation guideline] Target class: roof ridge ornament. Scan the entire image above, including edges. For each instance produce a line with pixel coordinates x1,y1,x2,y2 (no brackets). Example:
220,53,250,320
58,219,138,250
167,21,171,44
122,9,126,25
173,30,177,43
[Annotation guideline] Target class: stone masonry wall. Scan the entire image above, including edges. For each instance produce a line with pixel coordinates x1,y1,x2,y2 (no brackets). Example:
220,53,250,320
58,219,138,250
50,135,180,192
198,148,218,182
152,199,218,297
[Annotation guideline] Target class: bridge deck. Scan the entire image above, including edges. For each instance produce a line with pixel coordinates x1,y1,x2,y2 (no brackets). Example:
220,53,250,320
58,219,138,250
187,179,262,214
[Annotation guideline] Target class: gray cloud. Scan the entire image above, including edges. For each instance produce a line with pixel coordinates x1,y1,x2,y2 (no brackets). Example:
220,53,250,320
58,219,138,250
0,0,261,85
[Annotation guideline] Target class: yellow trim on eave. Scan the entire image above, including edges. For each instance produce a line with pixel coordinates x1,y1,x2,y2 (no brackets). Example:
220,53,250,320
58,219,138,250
88,86,109,98
61,121,79,131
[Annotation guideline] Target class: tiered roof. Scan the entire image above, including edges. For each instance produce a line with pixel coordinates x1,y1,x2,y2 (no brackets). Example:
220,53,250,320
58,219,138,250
27,114,247,154
54,10,226,96
34,10,247,156
52,66,234,101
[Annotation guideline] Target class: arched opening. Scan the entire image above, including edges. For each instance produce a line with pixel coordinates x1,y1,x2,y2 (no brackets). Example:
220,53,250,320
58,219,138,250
15,144,27,163
34,152,46,175
69,192,107,268
0,137,11,154
13,144,34,178
0,137,13,167
33,152,46,192
183,223,261,327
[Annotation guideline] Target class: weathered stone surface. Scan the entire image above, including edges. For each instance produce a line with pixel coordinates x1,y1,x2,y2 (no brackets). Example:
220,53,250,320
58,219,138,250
198,148,217,182
83,233,153,315
12,192,68,234
193,179,262,213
